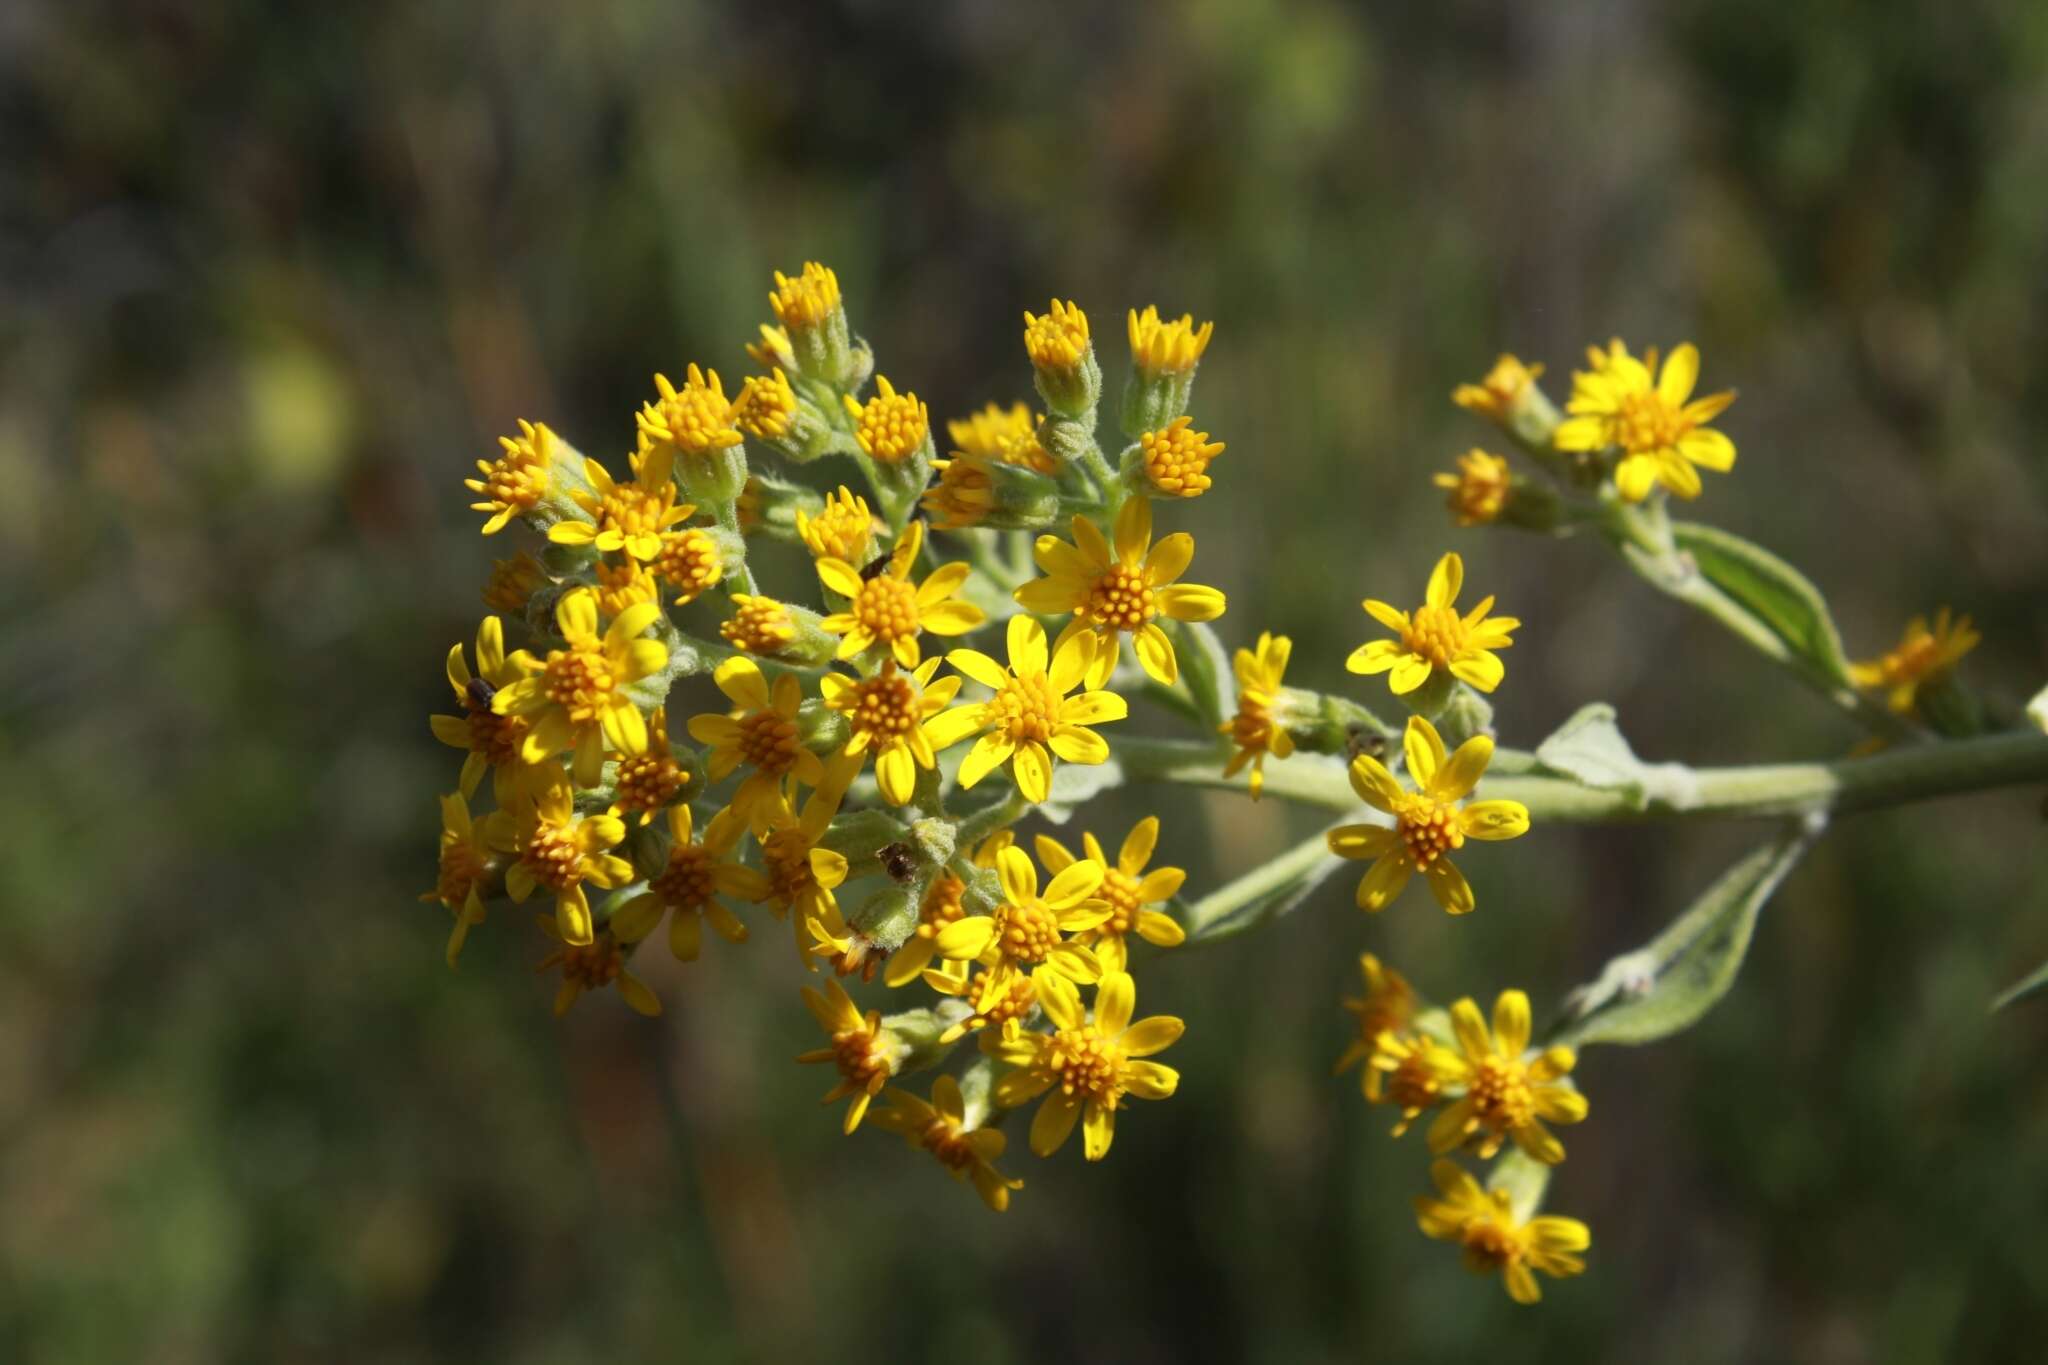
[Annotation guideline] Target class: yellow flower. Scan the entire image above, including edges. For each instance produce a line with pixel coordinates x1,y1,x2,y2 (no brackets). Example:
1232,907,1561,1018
1332,952,1417,1092
1327,714,1530,915
929,963,1041,1052
421,792,497,968
1426,990,1588,1163
758,758,858,962
536,919,662,1018
687,656,826,829
609,706,687,826
817,520,985,667
610,803,769,962
591,558,659,621
639,364,744,459
842,375,930,464
481,549,547,614
1033,817,1186,974
994,969,1182,1160
798,977,909,1133
921,456,997,530
1138,416,1224,498
881,832,1011,988
430,615,536,804
1368,1031,1455,1136
1126,306,1213,377
950,401,1055,474
1023,299,1092,376
549,455,693,562
1015,497,1227,687
747,323,797,372
493,590,667,788
795,485,879,563
467,419,555,534
1451,354,1544,423
732,367,798,440
820,657,966,806
770,261,842,332
492,769,633,946
1414,1160,1590,1305
651,527,722,605
871,1075,1025,1212
928,616,1127,803
1435,449,1511,527
1850,608,1981,716
934,843,1109,1002
720,593,797,655
1554,340,1736,502
1347,551,1517,695
1219,631,1294,798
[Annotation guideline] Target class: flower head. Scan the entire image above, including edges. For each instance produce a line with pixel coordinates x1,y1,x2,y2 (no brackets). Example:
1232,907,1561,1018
795,485,880,564
639,364,744,460
720,593,797,655
492,590,667,788
1034,818,1185,974
1024,300,1092,376
1327,714,1530,915
921,455,998,530
430,615,537,804
1554,340,1735,502
928,616,1127,804
1435,449,1511,527
421,792,497,968
871,1075,1024,1212
950,401,1055,474
536,920,663,1018
481,550,548,615
1139,417,1224,498
1850,608,1981,716
1332,952,1417,1091
1015,497,1227,687
1369,1031,1456,1136
467,419,555,534
491,768,634,946
1414,1160,1589,1304
1451,354,1544,424
770,261,843,333
732,367,798,441
651,527,723,605
934,843,1108,1001
609,804,768,962
817,520,985,668
609,706,688,825
1127,306,1213,378
820,657,965,806
842,375,930,464
757,757,858,962
591,559,659,621
994,969,1182,1161
747,324,797,373
1347,551,1517,695
798,977,909,1133
1426,990,1588,1163
1220,631,1294,798
687,657,826,829
549,454,694,562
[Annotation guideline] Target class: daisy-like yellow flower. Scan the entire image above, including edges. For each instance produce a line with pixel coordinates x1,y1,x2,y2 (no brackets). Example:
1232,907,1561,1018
994,969,1182,1160
816,520,985,668
934,842,1108,998
842,375,929,464
871,1075,1025,1212
650,526,722,605
950,401,1056,475
928,616,1126,804
732,367,798,441
1554,339,1736,502
481,549,547,615
430,615,535,804
492,591,667,789
1127,306,1214,377
1369,1031,1456,1136
687,656,825,829
609,706,687,826
591,558,659,621
639,364,745,460
795,485,879,564
536,919,662,1018
819,657,965,806
1347,551,1518,695
930,963,1042,1051
1034,817,1185,974
1426,990,1588,1164
1414,1160,1590,1305
1435,449,1511,527
880,832,1012,989
1850,608,1981,716
548,454,693,562
1451,354,1545,423
1024,299,1092,376
720,593,798,655
1327,714,1530,915
1220,631,1294,798
770,261,842,332
1332,952,1417,1092
758,758,858,962
1138,417,1224,498
798,977,909,1133
610,804,768,962
492,769,633,947
421,792,496,968
1015,497,1227,687
467,419,556,534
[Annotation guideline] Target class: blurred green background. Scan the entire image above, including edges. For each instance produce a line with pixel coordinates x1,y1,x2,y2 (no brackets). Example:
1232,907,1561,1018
5,1,2048,1361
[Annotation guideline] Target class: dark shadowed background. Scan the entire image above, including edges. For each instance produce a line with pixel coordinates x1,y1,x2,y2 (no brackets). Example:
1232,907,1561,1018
5,1,2048,1361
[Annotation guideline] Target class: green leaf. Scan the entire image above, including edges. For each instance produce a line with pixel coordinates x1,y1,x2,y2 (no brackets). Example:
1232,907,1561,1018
1670,521,1853,686
1486,1149,1554,1224
1552,824,1817,1048
1175,619,1235,730
1533,703,1699,811
1992,957,2048,1012
1036,757,1126,825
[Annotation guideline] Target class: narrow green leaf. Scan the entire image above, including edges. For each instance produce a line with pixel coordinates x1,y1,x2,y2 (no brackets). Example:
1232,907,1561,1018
1992,957,2048,1012
1670,521,1853,686
1533,703,1699,811
1552,823,1818,1048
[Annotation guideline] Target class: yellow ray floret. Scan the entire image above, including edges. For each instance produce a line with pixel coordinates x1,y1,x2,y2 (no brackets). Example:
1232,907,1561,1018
1326,714,1530,915
993,969,1182,1161
430,614,537,805
1034,817,1186,974
934,843,1109,1001
549,454,693,562
609,804,769,963
491,767,634,946
950,401,1056,474
871,1075,1025,1212
1434,449,1510,527
421,792,496,969
817,521,985,668
1015,497,1226,688
493,590,667,789
1451,354,1544,423
1347,551,1517,695
927,616,1127,804
797,977,908,1134
1414,1160,1590,1305
1554,339,1735,502
1849,607,1980,717
467,419,555,534
1422,990,1588,1164
536,921,662,1018
1333,952,1417,1095
1220,631,1294,798
686,656,825,831
819,657,965,806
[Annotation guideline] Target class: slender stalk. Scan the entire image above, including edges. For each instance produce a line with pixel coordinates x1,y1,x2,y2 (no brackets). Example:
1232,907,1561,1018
1183,823,1352,942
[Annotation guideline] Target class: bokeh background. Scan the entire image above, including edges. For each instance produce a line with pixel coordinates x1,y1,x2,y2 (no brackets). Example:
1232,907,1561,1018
6,1,2048,1360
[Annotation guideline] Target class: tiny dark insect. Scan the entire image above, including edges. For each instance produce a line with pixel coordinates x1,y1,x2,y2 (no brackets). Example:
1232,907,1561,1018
1347,728,1387,762
465,676,497,710
859,551,894,581
879,842,919,883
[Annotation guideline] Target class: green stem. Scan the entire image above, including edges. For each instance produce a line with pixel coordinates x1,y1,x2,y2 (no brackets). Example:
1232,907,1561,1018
1183,821,1352,942
712,501,758,595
